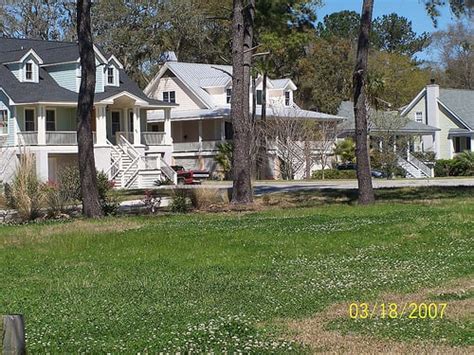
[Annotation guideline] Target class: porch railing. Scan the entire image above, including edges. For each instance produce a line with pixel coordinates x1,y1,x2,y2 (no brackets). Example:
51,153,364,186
18,132,38,145
173,140,221,152
141,132,166,146
46,131,77,145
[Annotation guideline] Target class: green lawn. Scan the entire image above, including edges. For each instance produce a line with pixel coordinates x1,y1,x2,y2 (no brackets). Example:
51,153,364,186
1,189,473,352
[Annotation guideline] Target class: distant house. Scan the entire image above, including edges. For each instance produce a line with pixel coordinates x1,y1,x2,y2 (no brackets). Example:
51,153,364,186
144,58,343,179
400,83,474,159
0,37,177,188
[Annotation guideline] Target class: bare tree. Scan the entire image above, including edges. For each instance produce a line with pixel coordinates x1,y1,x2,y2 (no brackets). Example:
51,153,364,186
230,0,255,204
307,120,340,180
76,0,102,217
353,0,375,205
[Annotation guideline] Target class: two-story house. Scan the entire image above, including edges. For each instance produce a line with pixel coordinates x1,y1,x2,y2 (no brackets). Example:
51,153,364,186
144,58,343,179
0,38,177,188
400,82,474,159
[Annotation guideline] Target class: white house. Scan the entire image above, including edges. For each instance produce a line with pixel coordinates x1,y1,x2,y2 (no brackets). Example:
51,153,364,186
144,58,344,179
400,82,474,159
0,37,177,188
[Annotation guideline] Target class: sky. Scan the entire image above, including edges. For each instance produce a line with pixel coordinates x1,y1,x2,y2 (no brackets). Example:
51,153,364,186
316,0,465,61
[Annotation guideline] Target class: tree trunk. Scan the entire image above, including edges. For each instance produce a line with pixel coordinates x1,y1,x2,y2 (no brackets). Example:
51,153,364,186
230,0,255,204
258,70,269,179
76,0,103,217
353,0,375,205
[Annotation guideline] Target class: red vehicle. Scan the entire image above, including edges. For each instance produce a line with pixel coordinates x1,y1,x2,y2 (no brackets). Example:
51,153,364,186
171,165,210,185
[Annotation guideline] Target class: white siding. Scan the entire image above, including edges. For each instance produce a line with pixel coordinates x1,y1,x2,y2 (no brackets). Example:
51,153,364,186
154,75,203,110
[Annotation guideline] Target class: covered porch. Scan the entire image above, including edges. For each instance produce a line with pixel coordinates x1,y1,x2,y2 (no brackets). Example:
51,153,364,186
13,93,172,148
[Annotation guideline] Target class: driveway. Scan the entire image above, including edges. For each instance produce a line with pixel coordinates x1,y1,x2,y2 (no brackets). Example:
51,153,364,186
201,178,474,195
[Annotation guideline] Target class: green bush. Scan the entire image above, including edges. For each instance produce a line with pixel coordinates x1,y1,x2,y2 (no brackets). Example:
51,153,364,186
170,188,189,213
312,169,357,180
434,152,474,177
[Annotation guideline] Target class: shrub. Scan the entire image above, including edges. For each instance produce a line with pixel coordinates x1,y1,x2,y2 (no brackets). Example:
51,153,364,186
434,153,474,177
411,151,436,163
434,159,454,177
312,169,357,180
43,180,70,217
188,188,228,209
5,153,45,220
170,188,189,213
55,167,118,215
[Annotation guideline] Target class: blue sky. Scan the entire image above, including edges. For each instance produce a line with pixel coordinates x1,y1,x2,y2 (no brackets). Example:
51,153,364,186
316,0,462,60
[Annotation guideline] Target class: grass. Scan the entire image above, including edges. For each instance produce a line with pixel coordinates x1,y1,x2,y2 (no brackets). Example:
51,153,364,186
0,188,473,352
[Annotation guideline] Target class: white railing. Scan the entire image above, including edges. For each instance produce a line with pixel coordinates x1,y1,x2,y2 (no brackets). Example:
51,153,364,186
116,131,134,145
142,132,166,146
160,157,178,184
46,131,77,145
173,140,221,152
17,132,38,145
407,152,433,177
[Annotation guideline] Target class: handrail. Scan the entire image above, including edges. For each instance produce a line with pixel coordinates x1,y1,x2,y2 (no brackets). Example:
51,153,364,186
160,157,178,184
407,152,432,177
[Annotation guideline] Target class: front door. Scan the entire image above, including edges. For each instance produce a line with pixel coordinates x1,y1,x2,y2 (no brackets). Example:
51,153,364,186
111,111,121,142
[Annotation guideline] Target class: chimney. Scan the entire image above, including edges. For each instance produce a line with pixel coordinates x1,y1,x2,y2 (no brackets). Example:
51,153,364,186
160,51,178,63
426,81,440,158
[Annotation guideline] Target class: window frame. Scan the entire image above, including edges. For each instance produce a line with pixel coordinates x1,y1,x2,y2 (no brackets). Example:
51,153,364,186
162,91,176,103
226,88,232,104
256,90,263,105
107,67,115,85
25,62,34,81
0,109,8,135
24,108,36,131
46,109,56,131
415,111,423,123
284,91,291,106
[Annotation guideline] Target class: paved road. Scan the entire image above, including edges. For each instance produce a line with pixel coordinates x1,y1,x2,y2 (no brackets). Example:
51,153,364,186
200,178,474,195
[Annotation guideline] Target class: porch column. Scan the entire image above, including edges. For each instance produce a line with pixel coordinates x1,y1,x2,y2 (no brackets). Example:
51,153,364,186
198,119,203,151
11,107,18,146
133,106,141,146
471,135,474,152
220,119,226,141
37,105,46,145
123,108,129,135
164,108,172,144
96,105,107,146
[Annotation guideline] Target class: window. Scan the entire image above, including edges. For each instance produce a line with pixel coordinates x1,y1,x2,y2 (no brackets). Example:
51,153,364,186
415,111,423,123
111,111,121,137
0,109,8,134
226,88,232,104
454,136,470,153
284,91,291,106
163,91,176,103
25,109,35,131
107,67,115,85
25,62,33,81
46,110,56,131
256,90,263,105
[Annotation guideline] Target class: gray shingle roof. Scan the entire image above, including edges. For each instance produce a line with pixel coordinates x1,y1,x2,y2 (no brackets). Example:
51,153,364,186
0,37,171,106
439,88,474,130
337,101,440,134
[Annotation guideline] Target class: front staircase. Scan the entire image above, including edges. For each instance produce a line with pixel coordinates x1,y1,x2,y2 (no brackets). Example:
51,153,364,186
273,139,312,180
106,136,177,189
397,152,433,178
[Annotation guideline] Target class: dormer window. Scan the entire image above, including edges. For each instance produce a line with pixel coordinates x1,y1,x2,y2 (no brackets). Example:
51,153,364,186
285,91,291,106
25,63,33,81
107,67,114,84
